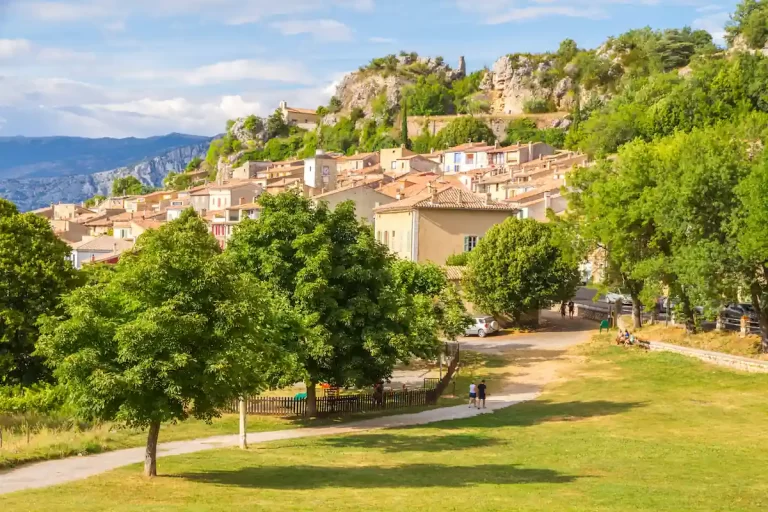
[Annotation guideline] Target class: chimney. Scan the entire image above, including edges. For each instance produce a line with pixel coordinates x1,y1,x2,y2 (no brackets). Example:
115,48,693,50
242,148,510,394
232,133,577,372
529,141,533,155
544,192,551,209
494,141,499,149
396,193,402,200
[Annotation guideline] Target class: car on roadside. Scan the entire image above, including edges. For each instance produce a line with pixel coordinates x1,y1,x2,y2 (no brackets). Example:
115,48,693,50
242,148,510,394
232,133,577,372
722,303,758,322
464,316,499,338
603,291,632,305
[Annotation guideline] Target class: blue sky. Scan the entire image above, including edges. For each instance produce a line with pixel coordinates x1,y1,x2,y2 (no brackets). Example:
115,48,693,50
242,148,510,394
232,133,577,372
0,0,738,138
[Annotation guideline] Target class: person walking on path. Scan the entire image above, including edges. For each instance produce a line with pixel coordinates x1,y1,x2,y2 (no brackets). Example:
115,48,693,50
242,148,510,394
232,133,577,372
568,301,575,319
560,302,567,318
477,380,487,409
468,382,477,408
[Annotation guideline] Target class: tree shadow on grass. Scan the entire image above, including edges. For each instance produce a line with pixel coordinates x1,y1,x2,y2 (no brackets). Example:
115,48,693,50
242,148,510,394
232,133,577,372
437,400,646,429
176,463,580,489
314,433,499,453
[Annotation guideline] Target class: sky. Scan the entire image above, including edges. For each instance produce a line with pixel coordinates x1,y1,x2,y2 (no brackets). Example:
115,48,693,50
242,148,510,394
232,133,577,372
0,0,739,138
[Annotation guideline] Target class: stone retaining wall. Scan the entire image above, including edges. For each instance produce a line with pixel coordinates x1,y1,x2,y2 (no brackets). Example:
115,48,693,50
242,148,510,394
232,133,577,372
641,340,768,373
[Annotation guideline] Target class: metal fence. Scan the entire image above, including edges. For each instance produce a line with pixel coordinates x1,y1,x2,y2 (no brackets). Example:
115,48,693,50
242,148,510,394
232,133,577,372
224,388,438,418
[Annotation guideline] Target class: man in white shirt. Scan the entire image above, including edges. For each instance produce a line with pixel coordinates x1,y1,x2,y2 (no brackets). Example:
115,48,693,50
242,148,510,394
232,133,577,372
468,382,477,408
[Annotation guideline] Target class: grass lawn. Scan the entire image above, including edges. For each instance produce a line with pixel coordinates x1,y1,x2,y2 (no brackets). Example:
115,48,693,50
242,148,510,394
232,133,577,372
0,396,465,471
632,322,765,360
4,336,768,511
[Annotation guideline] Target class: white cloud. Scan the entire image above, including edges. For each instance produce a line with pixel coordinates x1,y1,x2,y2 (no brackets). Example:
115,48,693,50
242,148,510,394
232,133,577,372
369,36,395,44
489,6,608,23
37,48,96,63
0,39,32,59
0,72,336,137
693,10,730,45
19,0,375,26
271,19,354,41
103,20,126,32
124,58,314,86
456,0,710,24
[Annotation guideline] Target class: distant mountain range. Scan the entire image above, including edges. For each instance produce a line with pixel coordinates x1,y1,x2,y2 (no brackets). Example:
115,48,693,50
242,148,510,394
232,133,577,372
0,134,212,211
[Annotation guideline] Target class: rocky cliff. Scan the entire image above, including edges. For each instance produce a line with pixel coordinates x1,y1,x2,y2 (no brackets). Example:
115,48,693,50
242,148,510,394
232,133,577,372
331,54,466,121
0,142,209,211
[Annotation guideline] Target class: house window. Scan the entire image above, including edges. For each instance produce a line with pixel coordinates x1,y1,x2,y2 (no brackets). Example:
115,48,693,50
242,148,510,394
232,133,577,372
466,154,475,165
391,231,396,250
495,184,500,192
391,161,397,170
384,231,389,245
453,153,461,163
464,235,478,252
377,231,381,242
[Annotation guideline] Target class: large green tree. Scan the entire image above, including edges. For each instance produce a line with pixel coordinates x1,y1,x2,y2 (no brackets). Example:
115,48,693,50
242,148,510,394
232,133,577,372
566,142,663,327
735,154,768,351
112,176,146,196
226,193,447,415
37,210,297,476
464,218,580,324
0,200,78,385
436,116,495,149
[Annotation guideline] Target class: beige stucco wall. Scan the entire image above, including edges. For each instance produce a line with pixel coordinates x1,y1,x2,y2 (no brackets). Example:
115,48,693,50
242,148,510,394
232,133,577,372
315,187,395,225
380,148,413,172
417,209,516,263
374,210,415,260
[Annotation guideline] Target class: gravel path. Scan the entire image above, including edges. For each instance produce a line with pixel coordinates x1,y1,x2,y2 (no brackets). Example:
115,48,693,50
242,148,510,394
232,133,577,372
0,311,595,496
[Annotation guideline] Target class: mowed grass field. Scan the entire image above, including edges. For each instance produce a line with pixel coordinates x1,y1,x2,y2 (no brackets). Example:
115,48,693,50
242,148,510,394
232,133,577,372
4,336,768,511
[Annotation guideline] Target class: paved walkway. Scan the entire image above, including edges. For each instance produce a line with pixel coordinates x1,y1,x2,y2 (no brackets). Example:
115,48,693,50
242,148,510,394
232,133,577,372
0,311,596,496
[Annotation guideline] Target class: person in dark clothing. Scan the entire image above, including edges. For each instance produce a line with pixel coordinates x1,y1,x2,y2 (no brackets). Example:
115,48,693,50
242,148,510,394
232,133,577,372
568,301,575,319
560,302,567,318
477,380,487,409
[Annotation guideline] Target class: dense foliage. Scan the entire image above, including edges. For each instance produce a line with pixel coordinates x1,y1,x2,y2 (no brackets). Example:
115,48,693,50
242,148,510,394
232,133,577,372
504,118,566,148
726,0,768,49
0,200,79,386
464,218,580,323
112,176,153,196
226,192,464,414
38,210,298,476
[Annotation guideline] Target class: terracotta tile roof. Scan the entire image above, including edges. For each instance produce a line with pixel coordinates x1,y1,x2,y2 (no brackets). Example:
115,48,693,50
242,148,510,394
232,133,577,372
209,180,260,191
312,181,389,200
337,152,378,161
72,236,135,252
131,219,164,230
478,173,513,185
374,186,518,213
266,177,301,188
285,106,317,115
228,202,261,210
377,174,466,199
443,142,490,153
464,145,497,153
444,266,466,281
506,179,565,203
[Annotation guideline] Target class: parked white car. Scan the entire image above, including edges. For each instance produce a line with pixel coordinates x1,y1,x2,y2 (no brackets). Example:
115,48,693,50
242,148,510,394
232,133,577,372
465,316,499,338
604,292,632,305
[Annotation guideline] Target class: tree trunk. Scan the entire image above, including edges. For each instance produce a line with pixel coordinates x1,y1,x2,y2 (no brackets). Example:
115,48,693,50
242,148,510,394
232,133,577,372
435,344,460,397
631,299,642,329
239,398,247,450
306,380,318,417
750,282,768,353
681,297,696,334
144,420,161,477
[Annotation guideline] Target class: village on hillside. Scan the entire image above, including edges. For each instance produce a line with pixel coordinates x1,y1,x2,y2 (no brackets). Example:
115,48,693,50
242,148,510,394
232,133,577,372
33,105,590,272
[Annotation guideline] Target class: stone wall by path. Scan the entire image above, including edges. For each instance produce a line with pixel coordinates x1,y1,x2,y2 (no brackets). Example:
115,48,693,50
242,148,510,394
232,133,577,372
642,340,768,373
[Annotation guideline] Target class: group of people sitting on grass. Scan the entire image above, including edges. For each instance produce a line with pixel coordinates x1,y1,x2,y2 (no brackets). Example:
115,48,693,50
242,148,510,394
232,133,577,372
616,329,639,346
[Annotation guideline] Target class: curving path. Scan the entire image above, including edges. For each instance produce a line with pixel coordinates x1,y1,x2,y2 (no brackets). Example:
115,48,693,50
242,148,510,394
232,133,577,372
0,310,595,496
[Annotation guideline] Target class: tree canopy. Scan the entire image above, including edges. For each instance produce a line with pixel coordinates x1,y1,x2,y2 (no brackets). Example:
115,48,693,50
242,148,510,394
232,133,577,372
0,199,79,385
37,209,298,476
226,192,452,414
436,116,496,148
464,218,580,324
